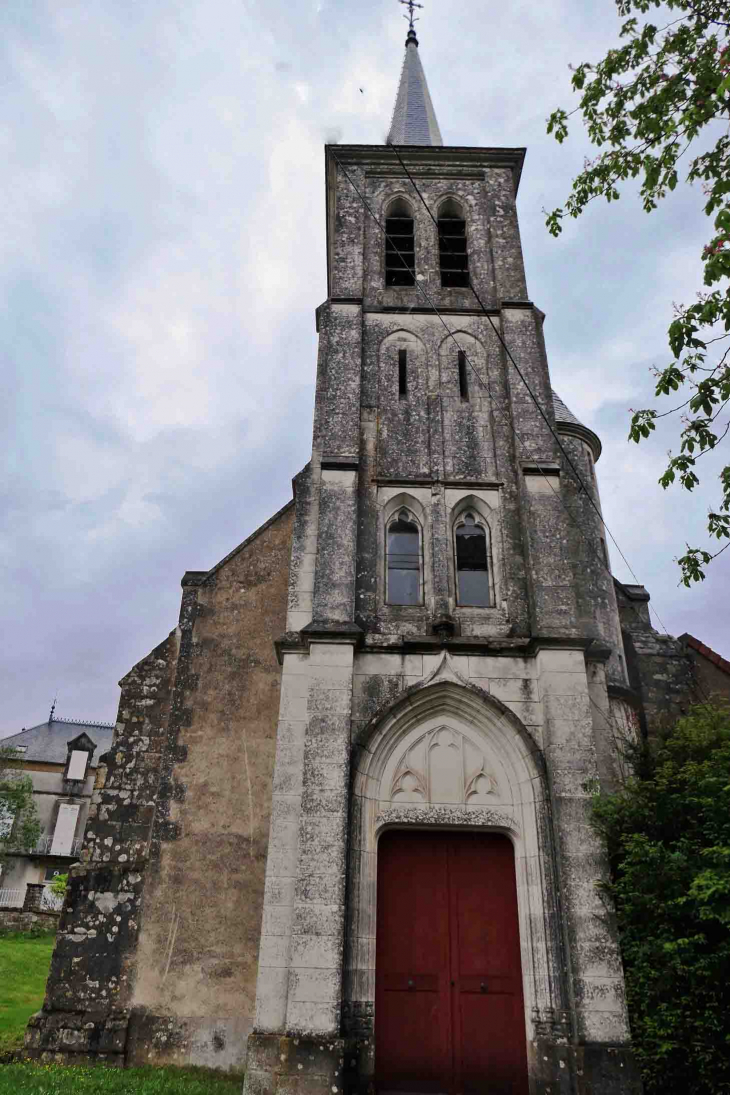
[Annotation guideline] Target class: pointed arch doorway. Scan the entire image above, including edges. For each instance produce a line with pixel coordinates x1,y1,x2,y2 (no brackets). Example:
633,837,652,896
375,829,528,1095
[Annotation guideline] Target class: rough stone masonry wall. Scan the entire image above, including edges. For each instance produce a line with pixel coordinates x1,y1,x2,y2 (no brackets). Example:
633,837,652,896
25,629,178,1066
615,583,696,737
0,909,59,933
27,502,295,1070
127,502,295,1072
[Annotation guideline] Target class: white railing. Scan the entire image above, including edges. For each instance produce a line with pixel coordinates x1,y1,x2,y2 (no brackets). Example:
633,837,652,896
0,888,24,909
40,888,64,912
32,836,84,857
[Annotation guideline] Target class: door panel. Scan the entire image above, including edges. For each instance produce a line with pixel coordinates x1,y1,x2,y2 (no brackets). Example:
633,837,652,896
450,834,527,1095
375,831,451,1093
375,830,528,1095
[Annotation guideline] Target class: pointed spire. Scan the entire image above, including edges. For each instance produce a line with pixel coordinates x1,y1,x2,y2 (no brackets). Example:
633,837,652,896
386,3,443,147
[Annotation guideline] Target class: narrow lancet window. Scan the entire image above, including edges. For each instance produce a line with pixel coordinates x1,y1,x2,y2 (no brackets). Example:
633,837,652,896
399,348,408,399
458,350,469,401
438,199,469,288
455,513,490,606
385,198,415,287
387,509,422,605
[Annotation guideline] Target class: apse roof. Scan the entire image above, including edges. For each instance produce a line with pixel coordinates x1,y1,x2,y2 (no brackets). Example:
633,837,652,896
551,390,584,429
1,718,115,765
552,390,602,461
387,30,443,147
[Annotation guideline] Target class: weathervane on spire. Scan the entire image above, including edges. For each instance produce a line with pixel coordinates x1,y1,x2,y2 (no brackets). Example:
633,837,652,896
399,0,423,37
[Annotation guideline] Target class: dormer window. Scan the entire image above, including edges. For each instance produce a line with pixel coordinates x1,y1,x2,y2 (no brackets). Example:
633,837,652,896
438,198,469,288
63,733,96,784
385,197,415,287
455,513,491,606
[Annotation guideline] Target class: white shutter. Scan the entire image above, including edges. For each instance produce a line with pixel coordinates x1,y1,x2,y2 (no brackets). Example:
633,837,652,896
50,804,80,855
67,750,88,780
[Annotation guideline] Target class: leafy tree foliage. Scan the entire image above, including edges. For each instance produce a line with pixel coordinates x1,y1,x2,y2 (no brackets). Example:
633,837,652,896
547,0,730,584
592,703,730,1093
0,745,40,875
49,872,68,898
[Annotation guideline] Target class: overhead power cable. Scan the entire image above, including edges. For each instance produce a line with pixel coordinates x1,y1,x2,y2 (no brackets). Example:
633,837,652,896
388,142,674,637
328,147,668,636
387,142,661,608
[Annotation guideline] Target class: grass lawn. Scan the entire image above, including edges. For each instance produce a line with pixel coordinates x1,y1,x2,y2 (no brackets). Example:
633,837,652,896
0,1064,243,1093
0,934,243,1091
0,932,55,1054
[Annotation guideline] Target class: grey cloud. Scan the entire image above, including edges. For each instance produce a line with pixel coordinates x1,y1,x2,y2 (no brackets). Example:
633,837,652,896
1,0,727,734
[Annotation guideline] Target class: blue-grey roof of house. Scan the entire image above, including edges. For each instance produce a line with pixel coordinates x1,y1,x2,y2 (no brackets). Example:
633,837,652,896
387,31,443,147
1,718,115,765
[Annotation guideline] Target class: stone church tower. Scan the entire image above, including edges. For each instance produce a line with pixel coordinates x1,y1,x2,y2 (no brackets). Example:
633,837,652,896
27,20,645,1095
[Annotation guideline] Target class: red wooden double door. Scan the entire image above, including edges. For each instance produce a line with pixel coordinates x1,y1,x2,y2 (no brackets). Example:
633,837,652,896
375,831,528,1095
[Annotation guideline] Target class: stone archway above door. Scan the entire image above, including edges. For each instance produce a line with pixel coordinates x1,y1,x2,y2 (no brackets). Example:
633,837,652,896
344,669,565,1074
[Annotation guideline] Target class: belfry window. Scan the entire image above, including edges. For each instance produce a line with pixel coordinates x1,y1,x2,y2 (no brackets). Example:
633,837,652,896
387,509,422,605
455,513,490,606
385,198,415,287
438,198,469,289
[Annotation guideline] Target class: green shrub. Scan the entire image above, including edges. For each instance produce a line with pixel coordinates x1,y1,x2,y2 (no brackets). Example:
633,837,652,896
593,703,730,1094
49,874,67,899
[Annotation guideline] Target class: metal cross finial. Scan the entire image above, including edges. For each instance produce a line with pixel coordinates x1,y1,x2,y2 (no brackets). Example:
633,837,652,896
399,0,423,34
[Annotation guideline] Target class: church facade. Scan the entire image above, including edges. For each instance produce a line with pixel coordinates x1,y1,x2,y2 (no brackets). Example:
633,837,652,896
24,25,671,1095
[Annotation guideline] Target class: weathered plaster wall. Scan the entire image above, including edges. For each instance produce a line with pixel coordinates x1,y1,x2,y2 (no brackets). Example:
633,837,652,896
26,502,295,1071
127,502,295,1071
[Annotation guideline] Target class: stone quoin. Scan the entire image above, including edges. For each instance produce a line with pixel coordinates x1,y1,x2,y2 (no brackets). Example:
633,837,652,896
28,10,720,1093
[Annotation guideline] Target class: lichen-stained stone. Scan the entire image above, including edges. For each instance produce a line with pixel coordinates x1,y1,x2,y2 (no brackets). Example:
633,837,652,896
28,503,295,1069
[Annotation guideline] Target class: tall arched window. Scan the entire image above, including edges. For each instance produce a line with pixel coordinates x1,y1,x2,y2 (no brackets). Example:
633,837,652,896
455,513,490,606
438,198,469,288
385,198,415,287
387,508,422,604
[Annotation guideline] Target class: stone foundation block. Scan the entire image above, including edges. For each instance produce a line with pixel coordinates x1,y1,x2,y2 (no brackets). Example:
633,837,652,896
244,1033,345,1095
575,1043,643,1094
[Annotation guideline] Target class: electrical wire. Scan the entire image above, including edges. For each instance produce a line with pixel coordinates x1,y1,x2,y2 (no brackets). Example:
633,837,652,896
387,142,669,617
330,149,719,740
328,147,662,636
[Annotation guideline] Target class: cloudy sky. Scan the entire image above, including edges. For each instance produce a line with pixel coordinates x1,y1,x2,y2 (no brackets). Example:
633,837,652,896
2,0,728,734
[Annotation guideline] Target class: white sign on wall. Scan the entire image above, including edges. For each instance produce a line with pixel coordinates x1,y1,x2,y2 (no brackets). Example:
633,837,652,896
50,803,80,856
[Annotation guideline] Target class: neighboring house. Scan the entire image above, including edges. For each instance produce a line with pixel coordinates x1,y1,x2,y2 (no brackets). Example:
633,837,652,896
0,715,114,910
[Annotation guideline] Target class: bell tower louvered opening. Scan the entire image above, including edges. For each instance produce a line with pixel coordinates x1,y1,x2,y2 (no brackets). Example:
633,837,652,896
438,198,469,288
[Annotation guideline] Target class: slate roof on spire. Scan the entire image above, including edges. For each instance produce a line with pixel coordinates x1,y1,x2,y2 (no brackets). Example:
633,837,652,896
387,30,443,146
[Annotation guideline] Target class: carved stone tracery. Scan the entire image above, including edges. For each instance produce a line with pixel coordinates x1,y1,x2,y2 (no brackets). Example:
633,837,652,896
390,724,499,804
